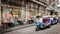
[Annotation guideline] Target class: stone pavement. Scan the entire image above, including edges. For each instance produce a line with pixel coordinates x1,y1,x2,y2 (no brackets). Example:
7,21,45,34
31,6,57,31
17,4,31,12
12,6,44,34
1,24,34,33
4,23,60,34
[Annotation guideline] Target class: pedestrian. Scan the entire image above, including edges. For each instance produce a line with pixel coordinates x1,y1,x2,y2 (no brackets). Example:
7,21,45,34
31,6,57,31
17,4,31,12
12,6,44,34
10,17,15,27
27,15,33,24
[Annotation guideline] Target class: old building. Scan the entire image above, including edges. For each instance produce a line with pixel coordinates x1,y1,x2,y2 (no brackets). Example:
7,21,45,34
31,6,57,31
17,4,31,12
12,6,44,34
46,0,58,15
1,0,48,24
1,0,58,25
57,0,60,15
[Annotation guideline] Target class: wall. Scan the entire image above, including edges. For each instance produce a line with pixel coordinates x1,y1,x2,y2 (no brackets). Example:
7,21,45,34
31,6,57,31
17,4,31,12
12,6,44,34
0,0,1,25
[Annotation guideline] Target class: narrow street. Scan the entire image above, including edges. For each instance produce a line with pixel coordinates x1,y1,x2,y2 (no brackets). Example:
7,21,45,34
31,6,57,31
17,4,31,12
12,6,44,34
1,0,60,34
4,23,60,34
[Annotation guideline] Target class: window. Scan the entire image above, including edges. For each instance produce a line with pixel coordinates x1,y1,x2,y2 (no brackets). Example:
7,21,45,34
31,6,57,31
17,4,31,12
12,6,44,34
12,8,21,17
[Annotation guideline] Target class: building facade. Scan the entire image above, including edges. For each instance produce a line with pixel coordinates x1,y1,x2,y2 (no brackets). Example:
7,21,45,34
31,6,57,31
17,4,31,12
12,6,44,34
1,0,58,25
1,0,48,24
46,0,58,15
57,0,60,15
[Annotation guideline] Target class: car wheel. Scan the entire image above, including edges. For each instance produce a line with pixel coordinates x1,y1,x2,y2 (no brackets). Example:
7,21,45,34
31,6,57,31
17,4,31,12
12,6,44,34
48,25,51,28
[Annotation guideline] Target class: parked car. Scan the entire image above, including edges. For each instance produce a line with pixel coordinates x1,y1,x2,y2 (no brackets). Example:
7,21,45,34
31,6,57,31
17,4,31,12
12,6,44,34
51,17,58,25
57,15,60,23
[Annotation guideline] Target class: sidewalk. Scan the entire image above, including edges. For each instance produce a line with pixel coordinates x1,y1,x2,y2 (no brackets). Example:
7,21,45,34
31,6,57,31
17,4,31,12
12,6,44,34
2,24,34,33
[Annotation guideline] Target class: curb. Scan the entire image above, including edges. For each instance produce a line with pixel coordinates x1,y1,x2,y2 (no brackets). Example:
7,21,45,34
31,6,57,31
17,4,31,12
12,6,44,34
2,24,34,33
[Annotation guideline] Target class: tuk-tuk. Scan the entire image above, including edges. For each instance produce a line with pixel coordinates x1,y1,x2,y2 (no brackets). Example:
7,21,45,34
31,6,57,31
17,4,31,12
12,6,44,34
35,16,51,31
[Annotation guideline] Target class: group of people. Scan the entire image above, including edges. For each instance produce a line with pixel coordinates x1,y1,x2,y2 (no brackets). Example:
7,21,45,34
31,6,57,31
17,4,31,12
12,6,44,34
1,12,15,28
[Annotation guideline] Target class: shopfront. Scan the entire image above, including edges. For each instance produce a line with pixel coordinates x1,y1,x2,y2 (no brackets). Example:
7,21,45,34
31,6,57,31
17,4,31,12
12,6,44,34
1,0,47,26
25,1,39,23
12,8,21,18
1,0,26,25
2,6,22,25
26,2,38,16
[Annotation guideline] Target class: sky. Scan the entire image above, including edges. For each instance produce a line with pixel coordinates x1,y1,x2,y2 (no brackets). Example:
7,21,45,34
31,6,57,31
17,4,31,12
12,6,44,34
58,0,60,3
58,0,60,4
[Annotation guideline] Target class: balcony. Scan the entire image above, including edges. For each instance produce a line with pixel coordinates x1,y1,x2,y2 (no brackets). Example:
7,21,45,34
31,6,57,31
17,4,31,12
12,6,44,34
30,0,47,7
1,0,24,7
36,0,47,5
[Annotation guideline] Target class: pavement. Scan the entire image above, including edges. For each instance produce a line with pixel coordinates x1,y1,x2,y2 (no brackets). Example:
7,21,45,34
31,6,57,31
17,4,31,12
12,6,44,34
3,23,60,34
1,24,34,34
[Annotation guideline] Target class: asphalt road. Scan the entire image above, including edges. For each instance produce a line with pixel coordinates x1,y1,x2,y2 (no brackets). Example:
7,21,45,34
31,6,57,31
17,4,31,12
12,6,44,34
4,23,60,34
